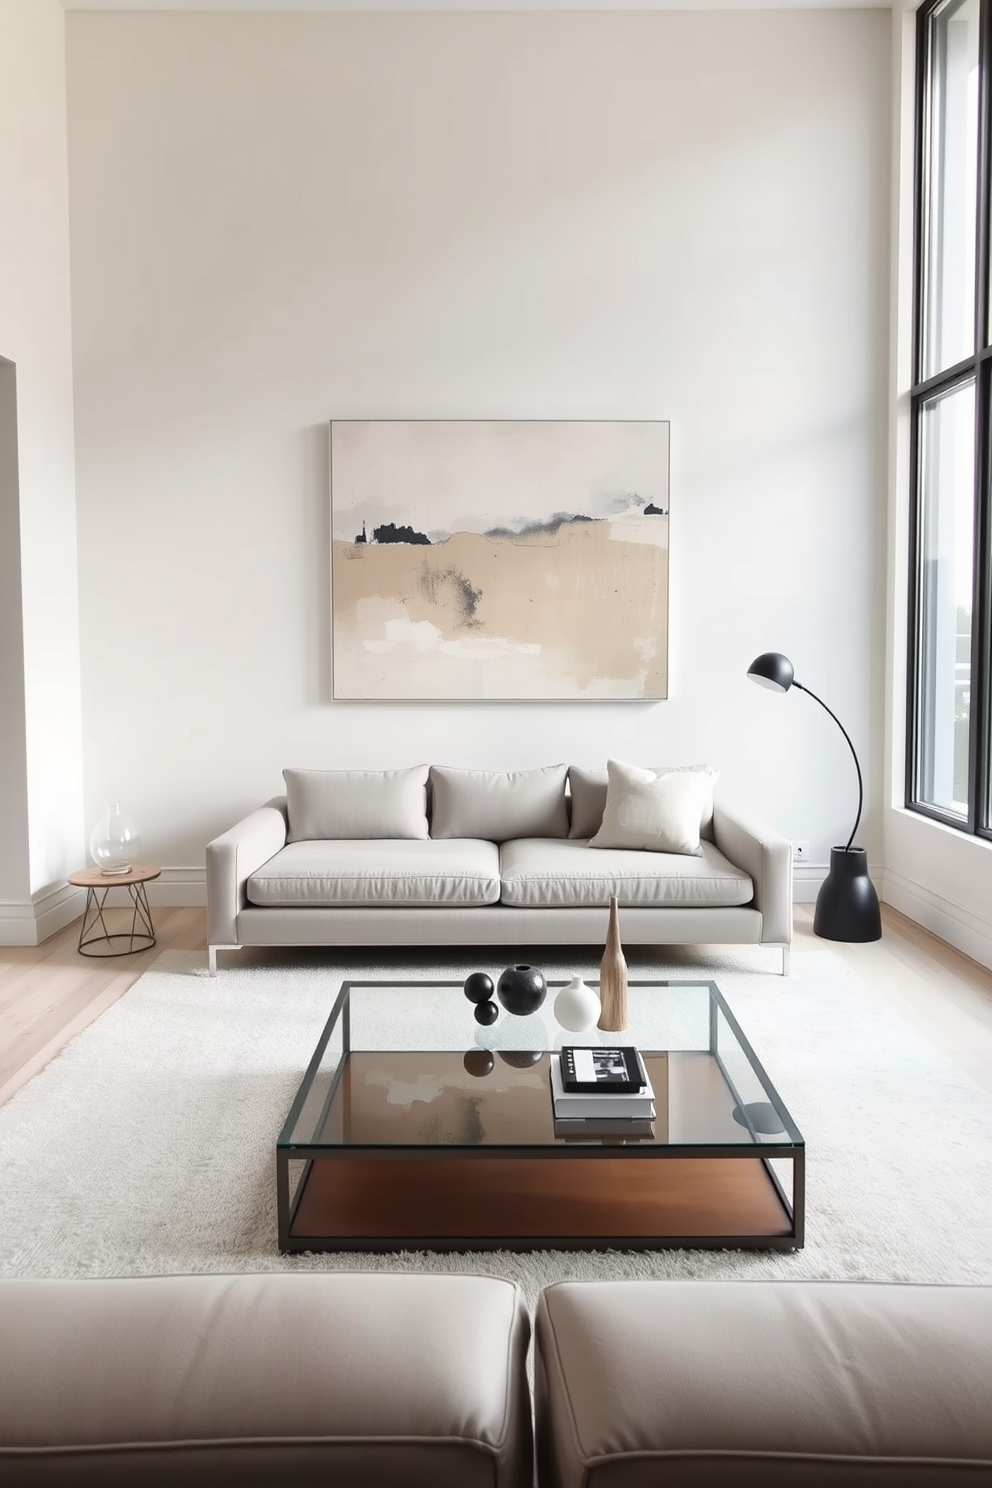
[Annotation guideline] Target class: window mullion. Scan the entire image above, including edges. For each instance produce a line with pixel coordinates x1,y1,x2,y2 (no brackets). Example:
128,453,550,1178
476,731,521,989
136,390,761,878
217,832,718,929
908,2,934,815
978,0,992,349
975,361,992,833
974,0,992,832
965,360,986,833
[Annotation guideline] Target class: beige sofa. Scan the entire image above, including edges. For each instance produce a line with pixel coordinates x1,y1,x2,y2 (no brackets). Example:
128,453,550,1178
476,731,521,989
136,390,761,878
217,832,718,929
206,763,794,977
3,1273,990,1485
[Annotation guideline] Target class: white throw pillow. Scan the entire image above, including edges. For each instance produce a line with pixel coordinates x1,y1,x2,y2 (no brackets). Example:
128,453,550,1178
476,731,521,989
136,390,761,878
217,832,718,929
284,766,429,842
588,759,713,855
567,762,719,840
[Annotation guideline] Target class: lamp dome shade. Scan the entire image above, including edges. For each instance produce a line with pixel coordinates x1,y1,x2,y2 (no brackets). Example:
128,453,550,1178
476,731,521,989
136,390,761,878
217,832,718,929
747,652,795,693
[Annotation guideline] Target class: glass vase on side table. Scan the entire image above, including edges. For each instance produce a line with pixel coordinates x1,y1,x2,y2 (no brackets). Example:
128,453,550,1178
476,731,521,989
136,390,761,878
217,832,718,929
89,803,141,876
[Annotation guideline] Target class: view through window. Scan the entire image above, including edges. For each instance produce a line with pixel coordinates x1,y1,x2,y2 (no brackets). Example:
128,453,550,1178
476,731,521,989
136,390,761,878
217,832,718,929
910,0,990,835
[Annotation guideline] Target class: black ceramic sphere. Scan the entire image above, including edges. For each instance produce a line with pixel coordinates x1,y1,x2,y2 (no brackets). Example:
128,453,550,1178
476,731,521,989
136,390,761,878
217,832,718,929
463,971,496,1005
473,999,499,1027
498,1050,543,1068
496,964,548,1016
463,1049,495,1078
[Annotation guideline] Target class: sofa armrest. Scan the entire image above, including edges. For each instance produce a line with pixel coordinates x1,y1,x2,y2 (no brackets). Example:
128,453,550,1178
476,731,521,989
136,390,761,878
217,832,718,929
206,796,288,947
711,802,792,946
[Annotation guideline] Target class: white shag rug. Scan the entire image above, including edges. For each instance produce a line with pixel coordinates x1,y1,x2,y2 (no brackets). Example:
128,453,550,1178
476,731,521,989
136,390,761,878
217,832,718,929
1,943,990,1310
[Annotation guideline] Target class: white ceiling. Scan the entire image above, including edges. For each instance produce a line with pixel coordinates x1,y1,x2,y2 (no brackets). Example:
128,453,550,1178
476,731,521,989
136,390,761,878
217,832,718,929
58,0,886,12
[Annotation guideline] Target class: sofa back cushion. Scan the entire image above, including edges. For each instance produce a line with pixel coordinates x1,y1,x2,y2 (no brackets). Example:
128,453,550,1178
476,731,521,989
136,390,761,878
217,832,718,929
284,766,429,842
568,763,718,842
0,1272,533,1488
430,765,569,843
536,1279,992,1488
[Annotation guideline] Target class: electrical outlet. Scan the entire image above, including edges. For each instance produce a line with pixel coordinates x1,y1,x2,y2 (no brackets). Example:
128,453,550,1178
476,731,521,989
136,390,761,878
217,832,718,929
792,841,810,864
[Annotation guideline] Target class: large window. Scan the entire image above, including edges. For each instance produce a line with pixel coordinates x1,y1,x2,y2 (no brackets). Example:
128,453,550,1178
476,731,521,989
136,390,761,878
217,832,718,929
910,0,991,835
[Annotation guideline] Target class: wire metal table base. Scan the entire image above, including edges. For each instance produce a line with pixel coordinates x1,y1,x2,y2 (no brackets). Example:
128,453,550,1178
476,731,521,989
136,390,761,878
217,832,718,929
77,879,156,957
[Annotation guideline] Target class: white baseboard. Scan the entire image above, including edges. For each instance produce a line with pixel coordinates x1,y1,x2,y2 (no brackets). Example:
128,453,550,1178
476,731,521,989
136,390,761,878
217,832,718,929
794,860,891,908
792,862,828,904
0,883,85,946
882,867,992,972
147,868,207,907
0,869,205,945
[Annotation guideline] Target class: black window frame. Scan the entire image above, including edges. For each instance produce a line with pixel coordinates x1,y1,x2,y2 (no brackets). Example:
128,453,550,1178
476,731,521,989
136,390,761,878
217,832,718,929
908,0,992,840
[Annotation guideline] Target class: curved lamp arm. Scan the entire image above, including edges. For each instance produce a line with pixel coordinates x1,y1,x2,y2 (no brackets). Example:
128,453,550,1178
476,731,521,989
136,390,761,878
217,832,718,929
793,681,863,851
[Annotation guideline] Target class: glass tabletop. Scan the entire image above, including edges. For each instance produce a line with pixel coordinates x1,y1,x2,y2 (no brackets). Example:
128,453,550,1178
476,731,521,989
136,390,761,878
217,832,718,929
278,979,804,1154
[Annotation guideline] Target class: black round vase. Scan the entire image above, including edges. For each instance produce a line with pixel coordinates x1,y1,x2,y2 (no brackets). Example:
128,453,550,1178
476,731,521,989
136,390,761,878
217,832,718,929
813,846,881,943
496,964,547,1016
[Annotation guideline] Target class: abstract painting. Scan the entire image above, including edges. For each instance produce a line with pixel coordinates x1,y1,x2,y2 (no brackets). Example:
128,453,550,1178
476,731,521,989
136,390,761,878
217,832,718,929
330,420,669,700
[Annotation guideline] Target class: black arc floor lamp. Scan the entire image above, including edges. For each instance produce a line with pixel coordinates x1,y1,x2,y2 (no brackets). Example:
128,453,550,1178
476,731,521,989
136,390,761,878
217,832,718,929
747,651,881,943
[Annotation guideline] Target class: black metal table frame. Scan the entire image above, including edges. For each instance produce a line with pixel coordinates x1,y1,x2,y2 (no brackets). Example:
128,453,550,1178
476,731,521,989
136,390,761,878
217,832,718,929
276,979,805,1253
77,879,156,957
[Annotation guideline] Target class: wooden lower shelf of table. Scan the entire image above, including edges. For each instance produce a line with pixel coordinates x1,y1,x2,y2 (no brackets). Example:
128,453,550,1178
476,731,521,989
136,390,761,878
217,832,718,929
284,1152,797,1252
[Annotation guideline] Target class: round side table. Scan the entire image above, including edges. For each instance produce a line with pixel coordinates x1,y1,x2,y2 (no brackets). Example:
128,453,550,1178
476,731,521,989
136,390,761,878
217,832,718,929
67,864,161,957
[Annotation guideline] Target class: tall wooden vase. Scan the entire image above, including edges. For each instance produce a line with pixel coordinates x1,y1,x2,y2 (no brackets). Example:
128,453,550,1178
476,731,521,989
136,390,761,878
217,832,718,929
597,895,629,1032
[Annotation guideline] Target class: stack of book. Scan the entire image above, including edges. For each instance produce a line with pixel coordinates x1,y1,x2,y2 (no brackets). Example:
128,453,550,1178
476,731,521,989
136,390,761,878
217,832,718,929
550,1045,655,1138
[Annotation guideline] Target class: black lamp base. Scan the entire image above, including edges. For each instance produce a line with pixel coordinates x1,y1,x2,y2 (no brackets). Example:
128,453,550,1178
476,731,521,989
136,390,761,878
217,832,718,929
813,846,881,942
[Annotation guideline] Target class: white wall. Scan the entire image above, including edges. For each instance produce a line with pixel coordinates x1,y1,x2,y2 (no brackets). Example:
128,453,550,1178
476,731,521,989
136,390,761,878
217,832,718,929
883,1,992,969
65,9,891,896
0,0,84,941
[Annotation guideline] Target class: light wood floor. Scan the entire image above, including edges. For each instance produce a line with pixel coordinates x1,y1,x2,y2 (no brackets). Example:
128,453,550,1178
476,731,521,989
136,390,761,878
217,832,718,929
0,906,204,1109
2,902,992,1110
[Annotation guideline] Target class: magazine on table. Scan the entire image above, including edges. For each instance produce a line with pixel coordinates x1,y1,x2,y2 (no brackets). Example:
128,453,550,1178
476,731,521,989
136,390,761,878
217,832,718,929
549,1053,656,1119
559,1044,647,1094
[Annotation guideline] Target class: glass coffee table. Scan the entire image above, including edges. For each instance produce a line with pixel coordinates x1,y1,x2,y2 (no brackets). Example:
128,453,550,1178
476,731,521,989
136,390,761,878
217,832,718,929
277,979,805,1253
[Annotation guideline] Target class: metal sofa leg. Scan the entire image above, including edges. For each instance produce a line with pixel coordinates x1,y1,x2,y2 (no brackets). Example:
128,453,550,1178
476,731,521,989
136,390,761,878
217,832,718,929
207,945,239,977
762,943,790,976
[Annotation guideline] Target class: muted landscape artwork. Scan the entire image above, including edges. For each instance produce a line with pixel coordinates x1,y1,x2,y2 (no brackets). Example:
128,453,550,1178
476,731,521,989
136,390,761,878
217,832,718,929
330,420,670,700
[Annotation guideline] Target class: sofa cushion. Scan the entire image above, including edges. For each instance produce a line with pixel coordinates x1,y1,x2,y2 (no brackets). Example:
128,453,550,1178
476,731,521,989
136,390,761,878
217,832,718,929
0,1272,533,1488
499,838,753,908
283,766,429,842
430,765,569,842
536,1279,992,1488
247,839,500,908
569,762,718,841
589,759,714,855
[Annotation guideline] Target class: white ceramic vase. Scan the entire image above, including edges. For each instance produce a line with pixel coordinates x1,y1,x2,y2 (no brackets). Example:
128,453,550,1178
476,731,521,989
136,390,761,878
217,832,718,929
553,975,601,1033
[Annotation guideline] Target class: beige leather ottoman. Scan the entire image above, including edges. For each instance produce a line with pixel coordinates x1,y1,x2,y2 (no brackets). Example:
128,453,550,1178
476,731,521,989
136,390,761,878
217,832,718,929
536,1279,992,1486
0,1272,532,1486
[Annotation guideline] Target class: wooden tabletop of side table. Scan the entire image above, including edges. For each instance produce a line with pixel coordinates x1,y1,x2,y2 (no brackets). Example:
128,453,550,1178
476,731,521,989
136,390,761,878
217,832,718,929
67,864,161,889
